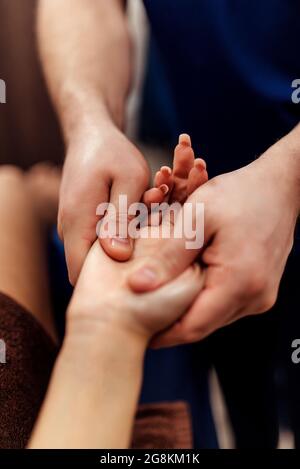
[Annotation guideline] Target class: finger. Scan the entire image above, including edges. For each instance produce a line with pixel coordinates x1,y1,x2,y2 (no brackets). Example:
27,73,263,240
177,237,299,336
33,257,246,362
154,168,174,206
143,185,169,208
61,205,100,285
128,202,207,292
128,182,215,292
59,182,109,284
64,233,93,286
194,158,207,170
154,166,173,189
100,177,147,261
187,165,208,196
152,280,239,348
133,264,205,333
173,134,195,178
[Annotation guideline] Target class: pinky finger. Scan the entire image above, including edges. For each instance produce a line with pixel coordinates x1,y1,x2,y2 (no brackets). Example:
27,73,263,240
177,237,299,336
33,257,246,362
143,185,169,208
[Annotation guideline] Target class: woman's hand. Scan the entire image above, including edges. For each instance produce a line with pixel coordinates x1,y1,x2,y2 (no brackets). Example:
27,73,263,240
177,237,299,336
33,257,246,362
67,240,204,344
30,134,206,449
30,238,203,449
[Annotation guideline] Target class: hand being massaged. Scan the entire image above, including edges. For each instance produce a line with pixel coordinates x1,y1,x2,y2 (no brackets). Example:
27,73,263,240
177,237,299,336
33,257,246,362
69,134,208,342
28,136,208,449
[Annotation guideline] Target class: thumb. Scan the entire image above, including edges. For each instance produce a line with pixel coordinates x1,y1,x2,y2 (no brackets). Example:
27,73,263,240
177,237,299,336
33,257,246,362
132,263,205,334
100,176,148,262
152,274,240,348
128,199,210,292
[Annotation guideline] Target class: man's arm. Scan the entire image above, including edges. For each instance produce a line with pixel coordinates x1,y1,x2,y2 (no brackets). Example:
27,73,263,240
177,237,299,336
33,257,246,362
38,0,130,135
38,0,149,284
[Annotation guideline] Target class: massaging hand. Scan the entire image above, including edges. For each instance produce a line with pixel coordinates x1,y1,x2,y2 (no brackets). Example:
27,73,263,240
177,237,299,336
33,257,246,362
68,240,203,341
128,137,300,347
68,134,209,339
69,134,207,343
58,122,150,285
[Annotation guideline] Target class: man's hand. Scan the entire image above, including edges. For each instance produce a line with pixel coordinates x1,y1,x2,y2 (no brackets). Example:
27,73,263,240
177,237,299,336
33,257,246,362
38,0,143,283
128,129,300,347
58,120,149,284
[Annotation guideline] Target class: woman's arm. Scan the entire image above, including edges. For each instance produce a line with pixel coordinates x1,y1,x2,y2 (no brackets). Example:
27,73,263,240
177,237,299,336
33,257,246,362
29,241,203,449
29,320,146,449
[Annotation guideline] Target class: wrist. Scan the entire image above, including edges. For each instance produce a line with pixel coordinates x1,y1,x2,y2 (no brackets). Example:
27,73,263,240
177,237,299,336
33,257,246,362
63,311,148,367
59,85,125,145
258,128,300,215
278,126,300,212
31,315,145,449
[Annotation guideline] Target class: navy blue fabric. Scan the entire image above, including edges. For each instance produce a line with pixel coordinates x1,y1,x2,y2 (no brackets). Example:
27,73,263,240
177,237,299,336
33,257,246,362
48,2,300,448
143,0,300,176
140,343,217,448
139,0,300,448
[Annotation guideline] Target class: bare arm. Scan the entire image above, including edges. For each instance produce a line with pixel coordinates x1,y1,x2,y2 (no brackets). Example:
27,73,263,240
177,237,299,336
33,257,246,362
29,322,145,449
28,241,202,448
38,0,149,283
37,0,131,135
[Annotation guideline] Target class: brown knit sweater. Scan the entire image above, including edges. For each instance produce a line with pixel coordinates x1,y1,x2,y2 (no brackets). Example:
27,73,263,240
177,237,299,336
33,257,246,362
0,293,192,449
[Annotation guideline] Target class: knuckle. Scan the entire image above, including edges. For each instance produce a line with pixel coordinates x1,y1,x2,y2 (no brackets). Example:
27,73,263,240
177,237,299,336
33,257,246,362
182,318,214,344
186,326,209,343
58,199,78,225
133,166,150,188
257,291,278,313
245,269,268,298
127,157,150,184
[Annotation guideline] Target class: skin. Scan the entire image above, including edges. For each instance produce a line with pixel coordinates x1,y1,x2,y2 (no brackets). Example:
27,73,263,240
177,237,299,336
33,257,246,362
0,137,201,448
0,166,57,342
28,140,207,448
0,159,203,449
37,0,147,284
128,125,300,347
38,0,300,347
29,251,203,449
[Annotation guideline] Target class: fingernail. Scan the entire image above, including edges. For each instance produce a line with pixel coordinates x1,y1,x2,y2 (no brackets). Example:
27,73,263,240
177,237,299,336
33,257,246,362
179,133,191,146
111,236,130,247
159,184,169,195
194,158,207,170
161,166,172,176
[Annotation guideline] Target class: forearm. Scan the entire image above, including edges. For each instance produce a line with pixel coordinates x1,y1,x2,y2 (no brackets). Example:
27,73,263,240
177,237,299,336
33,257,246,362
37,0,132,141
29,320,146,449
259,123,300,215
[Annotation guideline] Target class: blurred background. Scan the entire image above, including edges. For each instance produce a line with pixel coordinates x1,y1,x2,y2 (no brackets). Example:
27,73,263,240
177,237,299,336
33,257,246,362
0,0,295,449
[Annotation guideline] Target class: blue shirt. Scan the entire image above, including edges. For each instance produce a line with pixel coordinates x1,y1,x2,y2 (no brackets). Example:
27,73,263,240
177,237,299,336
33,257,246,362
138,2,300,446
143,0,300,176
